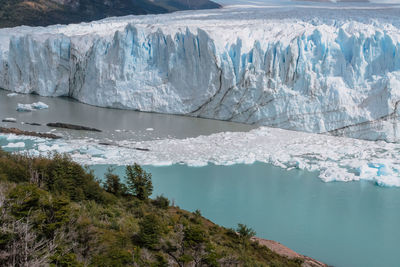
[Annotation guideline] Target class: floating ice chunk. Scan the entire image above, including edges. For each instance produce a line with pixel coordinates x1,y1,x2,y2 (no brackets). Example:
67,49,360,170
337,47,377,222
7,93,18,97
146,128,154,131
6,134,40,141
17,102,48,112
31,102,48,110
2,142,25,148
17,103,33,112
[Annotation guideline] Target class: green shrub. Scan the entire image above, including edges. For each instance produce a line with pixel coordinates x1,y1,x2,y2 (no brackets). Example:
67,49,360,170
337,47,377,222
236,223,256,240
152,195,170,209
90,249,133,267
50,250,83,267
136,214,163,249
103,167,127,196
184,225,207,247
7,183,47,218
126,164,153,201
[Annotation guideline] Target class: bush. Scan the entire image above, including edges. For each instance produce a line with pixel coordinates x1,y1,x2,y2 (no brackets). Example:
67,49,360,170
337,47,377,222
136,214,163,249
90,249,133,267
152,195,170,209
50,250,83,267
7,183,47,219
236,223,256,240
184,225,207,247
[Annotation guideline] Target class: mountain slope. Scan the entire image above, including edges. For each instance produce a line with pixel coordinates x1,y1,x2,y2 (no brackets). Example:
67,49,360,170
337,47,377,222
0,0,220,28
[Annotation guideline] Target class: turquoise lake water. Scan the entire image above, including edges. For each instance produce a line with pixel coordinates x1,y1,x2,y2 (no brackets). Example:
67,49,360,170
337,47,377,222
2,90,399,267
92,163,400,267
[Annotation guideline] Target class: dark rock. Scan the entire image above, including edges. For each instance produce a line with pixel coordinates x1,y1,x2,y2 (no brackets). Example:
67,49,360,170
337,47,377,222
47,123,102,132
0,127,62,139
135,147,150,152
2,118,16,123
99,142,150,152
99,142,113,146
24,122,42,126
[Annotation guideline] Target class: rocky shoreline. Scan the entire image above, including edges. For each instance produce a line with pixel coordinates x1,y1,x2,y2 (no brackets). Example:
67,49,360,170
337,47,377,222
252,237,328,267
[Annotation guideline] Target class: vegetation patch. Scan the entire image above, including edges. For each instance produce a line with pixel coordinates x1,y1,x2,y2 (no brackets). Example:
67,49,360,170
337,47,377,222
0,148,302,266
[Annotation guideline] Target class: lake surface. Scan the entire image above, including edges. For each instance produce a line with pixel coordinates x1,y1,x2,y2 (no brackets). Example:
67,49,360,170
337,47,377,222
2,90,400,267
92,163,400,267
0,89,253,142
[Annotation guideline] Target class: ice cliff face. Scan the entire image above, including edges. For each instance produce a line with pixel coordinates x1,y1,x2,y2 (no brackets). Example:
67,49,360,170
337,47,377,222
1,3,400,142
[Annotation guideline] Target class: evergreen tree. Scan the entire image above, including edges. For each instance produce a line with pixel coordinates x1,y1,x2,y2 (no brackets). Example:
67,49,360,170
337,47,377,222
236,223,256,242
137,214,163,249
103,167,127,196
125,164,153,200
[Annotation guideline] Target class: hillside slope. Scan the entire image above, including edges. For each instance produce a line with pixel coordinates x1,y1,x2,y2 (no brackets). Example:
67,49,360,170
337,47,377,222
0,0,220,28
0,149,305,266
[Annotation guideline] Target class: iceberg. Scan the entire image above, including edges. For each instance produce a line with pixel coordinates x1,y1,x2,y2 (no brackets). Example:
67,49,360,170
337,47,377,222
16,102,48,112
31,101,49,110
0,3,400,141
16,103,33,112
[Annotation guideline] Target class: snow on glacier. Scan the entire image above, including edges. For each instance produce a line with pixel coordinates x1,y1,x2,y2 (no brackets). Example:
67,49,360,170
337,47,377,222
1,125,400,186
0,3,400,141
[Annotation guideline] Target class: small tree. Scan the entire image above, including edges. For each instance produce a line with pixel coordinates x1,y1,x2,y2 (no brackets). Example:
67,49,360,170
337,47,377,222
236,223,256,241
103,167,127,196
125,164,153,201
136,214,163,249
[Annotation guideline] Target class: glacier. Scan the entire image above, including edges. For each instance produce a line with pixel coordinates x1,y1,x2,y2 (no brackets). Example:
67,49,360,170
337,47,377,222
1,2,400,141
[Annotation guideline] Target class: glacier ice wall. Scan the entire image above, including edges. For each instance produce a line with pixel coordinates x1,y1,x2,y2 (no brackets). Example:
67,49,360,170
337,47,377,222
1,4,400,142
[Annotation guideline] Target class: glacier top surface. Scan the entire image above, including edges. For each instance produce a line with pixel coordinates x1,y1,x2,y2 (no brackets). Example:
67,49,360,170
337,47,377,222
1,2,400,52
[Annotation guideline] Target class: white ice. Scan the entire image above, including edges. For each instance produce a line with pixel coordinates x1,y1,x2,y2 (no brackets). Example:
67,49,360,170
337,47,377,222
1,124,399,186
16,102,48,112
0,3,399,142
2,142,25,148
31,102,49,110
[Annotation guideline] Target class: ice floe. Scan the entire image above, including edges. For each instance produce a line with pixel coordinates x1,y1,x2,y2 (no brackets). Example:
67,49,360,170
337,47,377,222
2,142,25,148
16,102,49,112
1,126,399,187
31,102,49,110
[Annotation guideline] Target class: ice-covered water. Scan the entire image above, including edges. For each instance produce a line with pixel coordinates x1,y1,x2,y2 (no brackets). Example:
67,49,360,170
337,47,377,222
1,91,399,186
1,123,399,186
